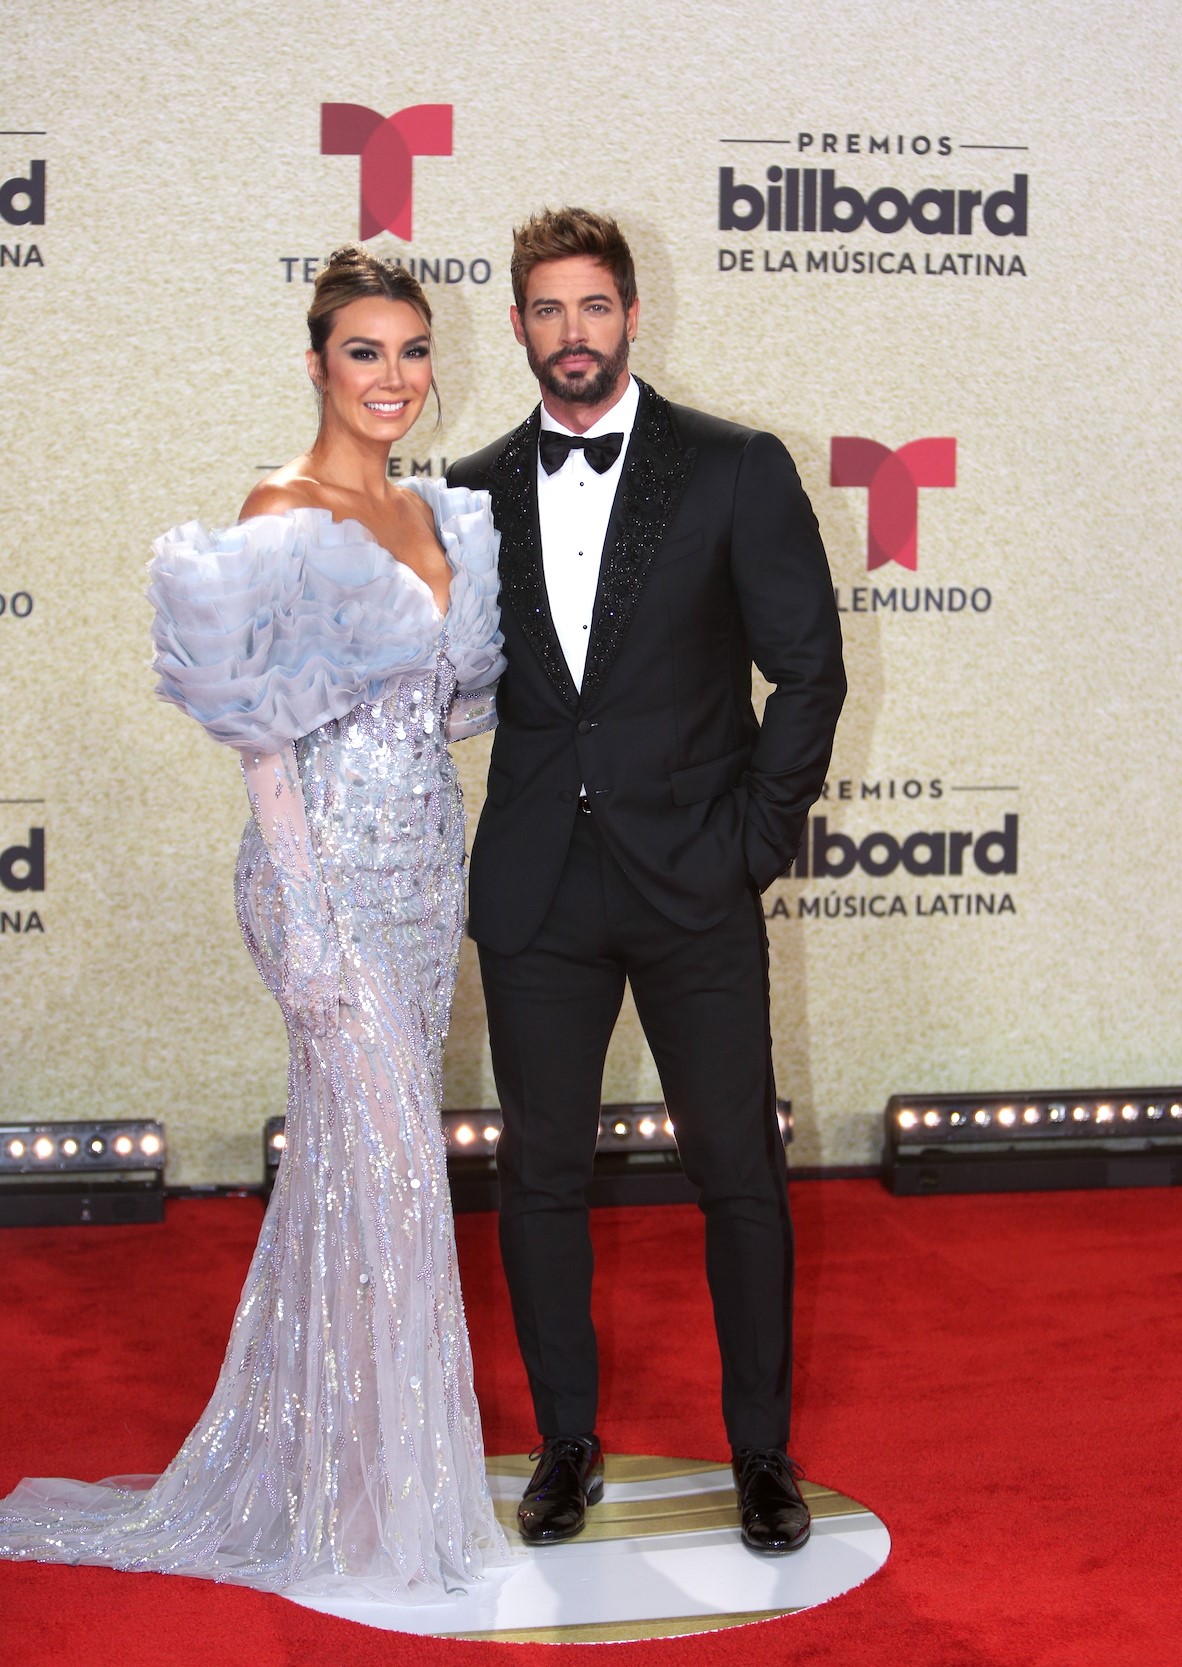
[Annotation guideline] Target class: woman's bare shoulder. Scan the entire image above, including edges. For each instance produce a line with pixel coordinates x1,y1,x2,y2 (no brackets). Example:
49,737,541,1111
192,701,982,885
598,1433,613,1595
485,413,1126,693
238,460,326,523
397,481,440,536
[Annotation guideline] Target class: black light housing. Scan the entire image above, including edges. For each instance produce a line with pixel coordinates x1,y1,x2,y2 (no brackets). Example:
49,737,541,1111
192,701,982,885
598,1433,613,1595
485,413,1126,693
0,1121,167,1226
883,1088,1182,1195
264,1101,793,1211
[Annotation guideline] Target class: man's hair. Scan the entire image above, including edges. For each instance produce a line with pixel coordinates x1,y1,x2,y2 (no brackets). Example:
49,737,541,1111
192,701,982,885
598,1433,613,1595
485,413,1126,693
510,208,637,313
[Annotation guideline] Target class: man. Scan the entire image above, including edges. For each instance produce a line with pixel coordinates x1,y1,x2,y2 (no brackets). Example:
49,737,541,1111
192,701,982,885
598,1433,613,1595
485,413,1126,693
448,209,845,1555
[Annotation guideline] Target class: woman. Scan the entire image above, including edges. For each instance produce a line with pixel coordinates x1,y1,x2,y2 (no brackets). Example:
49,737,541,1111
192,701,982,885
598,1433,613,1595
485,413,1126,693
0,247,511,1598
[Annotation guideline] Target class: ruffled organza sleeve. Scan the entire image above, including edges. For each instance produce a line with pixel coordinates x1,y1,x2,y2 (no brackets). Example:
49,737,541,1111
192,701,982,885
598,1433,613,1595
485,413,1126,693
401,480,506,741
147,509,442,753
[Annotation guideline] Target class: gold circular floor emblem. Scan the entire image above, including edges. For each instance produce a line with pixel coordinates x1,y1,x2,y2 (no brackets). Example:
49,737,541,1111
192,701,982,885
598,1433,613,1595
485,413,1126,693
288,1453,890,1643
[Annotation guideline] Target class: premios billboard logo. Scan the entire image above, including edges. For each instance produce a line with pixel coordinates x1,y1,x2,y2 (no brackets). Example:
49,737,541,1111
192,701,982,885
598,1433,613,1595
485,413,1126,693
1,151,45,270
280,101,491,290
717,127,1029,281
1,827,44,935
765,775,1019,924
721,169,1027,238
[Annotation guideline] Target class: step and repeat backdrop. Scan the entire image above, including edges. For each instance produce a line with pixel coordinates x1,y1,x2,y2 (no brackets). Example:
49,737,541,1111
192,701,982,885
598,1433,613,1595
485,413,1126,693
2,1,1179,1184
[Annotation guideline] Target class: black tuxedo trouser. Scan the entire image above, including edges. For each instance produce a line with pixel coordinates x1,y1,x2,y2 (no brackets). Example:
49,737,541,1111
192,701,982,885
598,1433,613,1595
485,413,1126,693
477,812,794,1449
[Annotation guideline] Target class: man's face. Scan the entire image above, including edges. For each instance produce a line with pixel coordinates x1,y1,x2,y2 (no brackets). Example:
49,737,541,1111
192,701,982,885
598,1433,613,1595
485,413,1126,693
511,256,639,409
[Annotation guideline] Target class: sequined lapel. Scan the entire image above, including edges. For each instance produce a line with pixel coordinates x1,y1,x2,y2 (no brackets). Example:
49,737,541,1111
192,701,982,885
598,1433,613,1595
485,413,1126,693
488,409,580,708
580,381,696,707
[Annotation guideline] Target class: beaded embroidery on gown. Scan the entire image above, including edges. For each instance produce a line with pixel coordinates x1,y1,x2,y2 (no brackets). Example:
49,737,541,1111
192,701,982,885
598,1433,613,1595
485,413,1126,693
0,479,513,1599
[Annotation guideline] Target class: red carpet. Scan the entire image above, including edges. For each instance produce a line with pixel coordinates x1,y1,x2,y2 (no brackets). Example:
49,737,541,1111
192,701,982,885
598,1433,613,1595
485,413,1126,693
1,1182,1179,1665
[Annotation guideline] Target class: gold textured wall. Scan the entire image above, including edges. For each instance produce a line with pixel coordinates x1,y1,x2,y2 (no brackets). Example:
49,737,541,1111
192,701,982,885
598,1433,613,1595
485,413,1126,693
2,1,1179,1183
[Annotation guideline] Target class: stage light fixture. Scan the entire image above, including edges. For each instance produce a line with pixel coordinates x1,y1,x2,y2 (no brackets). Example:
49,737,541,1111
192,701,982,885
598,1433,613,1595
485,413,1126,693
262,1100,793,1210
262,1115,287,1183
0,1121,167,1226
883,1088,1182,1195
439,1100,791,1209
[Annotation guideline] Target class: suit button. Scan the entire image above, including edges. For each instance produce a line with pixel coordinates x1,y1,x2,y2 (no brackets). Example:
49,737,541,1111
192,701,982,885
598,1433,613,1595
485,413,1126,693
559,790,574,802
576,719,592,734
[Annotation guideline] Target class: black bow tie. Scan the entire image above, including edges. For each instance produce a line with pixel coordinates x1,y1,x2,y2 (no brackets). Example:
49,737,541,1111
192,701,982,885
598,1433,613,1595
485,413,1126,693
539,429,625,476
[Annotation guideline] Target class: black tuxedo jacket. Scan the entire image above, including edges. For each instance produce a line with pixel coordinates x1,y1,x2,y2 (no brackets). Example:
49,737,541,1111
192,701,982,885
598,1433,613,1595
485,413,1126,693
448,380,845,956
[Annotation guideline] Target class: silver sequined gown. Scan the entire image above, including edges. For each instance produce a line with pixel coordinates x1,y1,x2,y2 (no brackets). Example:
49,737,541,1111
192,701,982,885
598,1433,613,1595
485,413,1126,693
0,481,512,1599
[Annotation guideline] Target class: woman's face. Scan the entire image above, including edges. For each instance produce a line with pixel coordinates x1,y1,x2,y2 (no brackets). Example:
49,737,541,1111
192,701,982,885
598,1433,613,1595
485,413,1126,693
309,296,433,445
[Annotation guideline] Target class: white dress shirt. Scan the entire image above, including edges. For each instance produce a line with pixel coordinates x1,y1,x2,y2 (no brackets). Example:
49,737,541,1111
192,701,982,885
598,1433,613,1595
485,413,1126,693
537,375,640,692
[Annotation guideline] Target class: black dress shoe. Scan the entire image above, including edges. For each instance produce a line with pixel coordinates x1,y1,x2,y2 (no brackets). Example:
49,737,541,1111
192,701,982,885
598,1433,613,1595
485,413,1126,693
732,1447,811,1554
517,1434,604,1544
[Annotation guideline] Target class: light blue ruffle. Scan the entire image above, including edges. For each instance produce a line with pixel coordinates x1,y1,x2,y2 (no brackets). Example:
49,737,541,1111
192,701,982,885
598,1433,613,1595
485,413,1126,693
148,479,504,753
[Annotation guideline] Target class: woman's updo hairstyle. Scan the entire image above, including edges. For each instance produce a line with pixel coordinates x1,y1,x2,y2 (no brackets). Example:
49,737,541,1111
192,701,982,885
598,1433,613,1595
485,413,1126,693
307,244,439,421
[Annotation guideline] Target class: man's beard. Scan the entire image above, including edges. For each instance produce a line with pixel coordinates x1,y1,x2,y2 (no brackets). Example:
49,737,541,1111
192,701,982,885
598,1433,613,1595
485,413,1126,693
525,327,630,407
